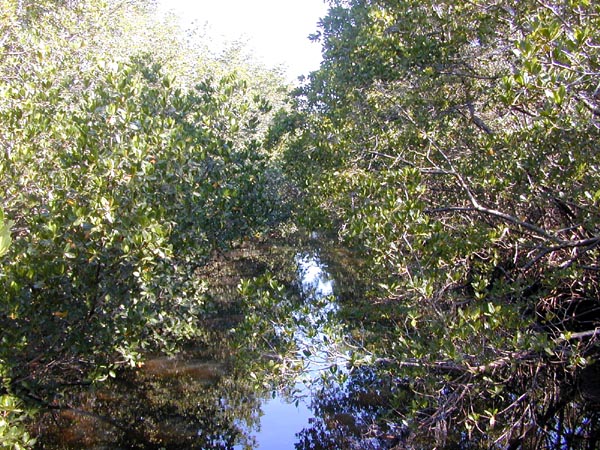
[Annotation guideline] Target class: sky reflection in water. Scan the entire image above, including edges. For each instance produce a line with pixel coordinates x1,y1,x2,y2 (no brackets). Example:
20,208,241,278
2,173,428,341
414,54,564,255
237,252,339,449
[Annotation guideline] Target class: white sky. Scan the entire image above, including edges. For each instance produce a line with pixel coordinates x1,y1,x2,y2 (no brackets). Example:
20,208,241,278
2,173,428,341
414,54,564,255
156,0,328,82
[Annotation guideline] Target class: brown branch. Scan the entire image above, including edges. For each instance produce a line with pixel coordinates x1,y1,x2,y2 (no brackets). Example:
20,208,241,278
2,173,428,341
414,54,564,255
467,103,494,135
559,237,600,269
469,351,539,374
397,106,597,248
375,351,535,376
425,206,476,214
439,157,562,243
511,105,538,117
523,236,600,271
375,357,468,375
435,149,600,248
435,70,501,81
375,330,598,378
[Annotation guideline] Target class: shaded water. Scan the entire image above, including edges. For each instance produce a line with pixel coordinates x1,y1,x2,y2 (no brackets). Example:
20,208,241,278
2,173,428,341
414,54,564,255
31,235,392,449
29,234,600,449
233,251,341,449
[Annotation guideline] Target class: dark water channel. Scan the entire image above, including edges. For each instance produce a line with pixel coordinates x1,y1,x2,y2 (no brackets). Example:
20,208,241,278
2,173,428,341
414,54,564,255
31,234,399,449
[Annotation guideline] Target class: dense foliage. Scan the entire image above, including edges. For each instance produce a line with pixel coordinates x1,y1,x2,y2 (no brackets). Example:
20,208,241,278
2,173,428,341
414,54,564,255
276,0,600,446
2,0,599,447
0,1,290,446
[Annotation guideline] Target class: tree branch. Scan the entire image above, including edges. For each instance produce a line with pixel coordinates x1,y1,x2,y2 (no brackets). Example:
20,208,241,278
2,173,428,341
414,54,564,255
574,93,600,117
436,150,562,243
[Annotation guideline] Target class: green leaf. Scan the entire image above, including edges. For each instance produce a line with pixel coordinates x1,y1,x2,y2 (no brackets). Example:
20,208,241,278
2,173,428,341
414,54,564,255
0,209,13,258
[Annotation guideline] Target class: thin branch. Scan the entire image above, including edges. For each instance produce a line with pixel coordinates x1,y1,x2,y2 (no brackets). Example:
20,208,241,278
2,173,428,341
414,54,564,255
559,237,600,269
438,149,562,243
511,105,538,117
559,328,600,341
435,70,501,81
376,328,598,379
426,206,476,214
535,0,570,28
522,246,555,271
396,105,597,247
522,236,600,271
574,93,600,117
467,103,494,135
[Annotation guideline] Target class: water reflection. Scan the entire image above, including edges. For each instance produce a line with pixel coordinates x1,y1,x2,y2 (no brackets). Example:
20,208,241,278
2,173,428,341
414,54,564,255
297,253,334,299
239,396,312,450
296,365,408,450
31,237,354,449
34,354,263,449
240,251,404,450
236,251,343,449
30,234,597,448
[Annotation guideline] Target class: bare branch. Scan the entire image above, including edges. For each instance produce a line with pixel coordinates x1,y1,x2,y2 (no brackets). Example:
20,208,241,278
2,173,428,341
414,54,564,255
574,93,600,117
436,148,563,243
559,328,600,341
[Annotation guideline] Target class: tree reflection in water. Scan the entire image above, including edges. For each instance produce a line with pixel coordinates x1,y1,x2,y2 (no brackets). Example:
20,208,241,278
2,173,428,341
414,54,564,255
296,360,600,449
31,234,349,449
296,365,409,450
34,353,263,449
29,233,600,449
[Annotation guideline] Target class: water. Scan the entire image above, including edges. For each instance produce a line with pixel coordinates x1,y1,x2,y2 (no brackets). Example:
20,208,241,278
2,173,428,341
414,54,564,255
236,251,343,449
25,235,600,449
32,242,354,449
244,397,312,449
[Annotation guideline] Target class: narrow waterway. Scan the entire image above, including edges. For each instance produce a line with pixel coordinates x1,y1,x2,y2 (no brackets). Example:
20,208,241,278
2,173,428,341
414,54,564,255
234,251,341,449
29,233,599,449
31,235,383,449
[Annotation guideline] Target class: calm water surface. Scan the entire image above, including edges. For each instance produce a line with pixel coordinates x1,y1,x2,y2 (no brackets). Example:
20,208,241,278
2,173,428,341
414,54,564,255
29,235,600,449
236,252,339,449
32,238,379,450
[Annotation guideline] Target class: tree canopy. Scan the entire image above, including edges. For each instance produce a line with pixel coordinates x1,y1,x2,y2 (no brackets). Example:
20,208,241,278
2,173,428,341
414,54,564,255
1,0,599,448
0,1,290,446
275,0,600,446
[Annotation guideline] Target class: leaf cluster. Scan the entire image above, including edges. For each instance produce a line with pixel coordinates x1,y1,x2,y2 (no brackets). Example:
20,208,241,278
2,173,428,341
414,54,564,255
0,0,291,442
281,0,600,446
